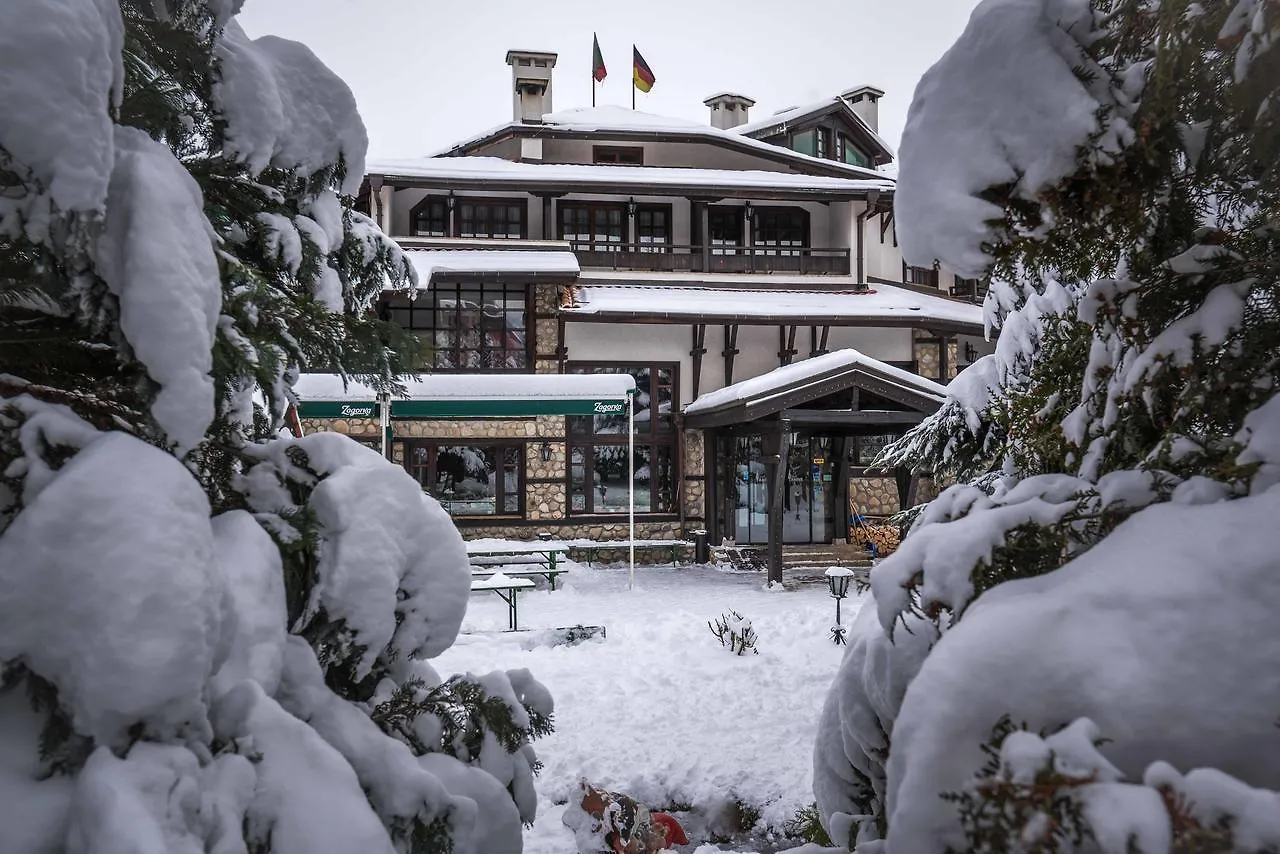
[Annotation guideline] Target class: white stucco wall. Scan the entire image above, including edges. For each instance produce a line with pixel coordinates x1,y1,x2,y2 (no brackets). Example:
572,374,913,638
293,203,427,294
563,319,918,408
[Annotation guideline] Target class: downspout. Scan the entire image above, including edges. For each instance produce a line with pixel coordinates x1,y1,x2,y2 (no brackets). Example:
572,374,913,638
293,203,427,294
855,209,867,283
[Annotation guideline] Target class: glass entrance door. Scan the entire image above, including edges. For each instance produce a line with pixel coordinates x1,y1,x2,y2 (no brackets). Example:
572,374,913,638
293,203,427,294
721,433,834,545
783,435,834,543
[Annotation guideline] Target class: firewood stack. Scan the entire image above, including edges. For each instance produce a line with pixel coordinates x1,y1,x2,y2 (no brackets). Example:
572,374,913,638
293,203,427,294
850,522,901,557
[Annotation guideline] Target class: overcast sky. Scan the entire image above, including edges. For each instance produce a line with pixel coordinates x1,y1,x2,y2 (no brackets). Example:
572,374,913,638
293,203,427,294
237,0,981,160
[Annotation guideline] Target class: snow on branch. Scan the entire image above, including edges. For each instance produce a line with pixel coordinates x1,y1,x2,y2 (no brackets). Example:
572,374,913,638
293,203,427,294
896,0,1137,278
213,21,368,195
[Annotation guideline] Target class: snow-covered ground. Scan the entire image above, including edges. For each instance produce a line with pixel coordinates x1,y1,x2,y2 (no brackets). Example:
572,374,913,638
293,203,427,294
434,561,857,853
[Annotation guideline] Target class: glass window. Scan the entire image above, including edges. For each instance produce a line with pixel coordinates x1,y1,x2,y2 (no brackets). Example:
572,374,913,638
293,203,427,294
708,207,744,255
753,207,809,256
565,362,678,515
381,282,528,372
837,134,870,168
409,196,525,239
411,197,448,237
593,146,644,165
560,203,625,251
903,263,939,287
792,129,816,156
816,127,830,159
396,442,524,518
636,205,670,252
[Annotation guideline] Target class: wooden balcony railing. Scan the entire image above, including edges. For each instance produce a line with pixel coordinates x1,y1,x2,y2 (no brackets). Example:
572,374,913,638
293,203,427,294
568,242,852,275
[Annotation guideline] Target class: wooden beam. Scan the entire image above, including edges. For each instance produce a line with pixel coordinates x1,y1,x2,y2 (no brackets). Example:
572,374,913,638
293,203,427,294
782,408,928,425
723,324,740,386
690,324,707,401
778,325,798,366
819,325,831,354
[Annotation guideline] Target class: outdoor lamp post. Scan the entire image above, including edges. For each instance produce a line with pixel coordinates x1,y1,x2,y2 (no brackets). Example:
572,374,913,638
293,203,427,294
825,566,854,645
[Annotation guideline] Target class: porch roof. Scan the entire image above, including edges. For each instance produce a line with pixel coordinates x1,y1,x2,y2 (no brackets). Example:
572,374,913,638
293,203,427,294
560,283,983,335
682,349,946,429
293,372,635,418
368,154,892,200
402,248,580,286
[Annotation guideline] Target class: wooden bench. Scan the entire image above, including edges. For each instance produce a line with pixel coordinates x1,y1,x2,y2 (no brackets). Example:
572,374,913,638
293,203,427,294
471,564,568,591
469,575,535,632
566,539,694,567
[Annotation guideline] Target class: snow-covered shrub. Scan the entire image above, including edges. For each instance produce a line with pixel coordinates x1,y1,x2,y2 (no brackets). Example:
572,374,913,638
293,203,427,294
708,610,759,655
815,0,1280,849
0,3,549,852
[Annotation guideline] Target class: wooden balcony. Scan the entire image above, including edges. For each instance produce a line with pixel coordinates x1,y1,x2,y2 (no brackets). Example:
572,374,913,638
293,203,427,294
569,242,852,275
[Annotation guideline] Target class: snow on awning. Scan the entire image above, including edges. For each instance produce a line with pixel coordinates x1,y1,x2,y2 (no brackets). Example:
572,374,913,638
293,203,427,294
294,372,635,418
403,248,580,285
685,349,946,417
368,156,892,197
562,284,983,334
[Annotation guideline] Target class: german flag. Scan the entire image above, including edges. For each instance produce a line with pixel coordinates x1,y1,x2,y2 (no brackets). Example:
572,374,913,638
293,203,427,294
632,46,655,93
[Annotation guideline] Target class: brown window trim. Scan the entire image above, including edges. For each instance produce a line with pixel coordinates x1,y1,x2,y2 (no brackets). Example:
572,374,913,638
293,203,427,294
903,261,940,288
395,438,527,519
379,283,534,374
564,361,680,516
592,145,645,165
408,194,529,239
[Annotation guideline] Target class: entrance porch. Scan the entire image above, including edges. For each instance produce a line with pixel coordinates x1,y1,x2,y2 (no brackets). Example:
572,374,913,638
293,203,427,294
683,350,947,583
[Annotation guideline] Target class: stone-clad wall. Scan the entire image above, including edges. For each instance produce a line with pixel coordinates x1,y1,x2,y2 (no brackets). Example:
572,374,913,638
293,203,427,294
850,475,900,515
683,429,706,524
301,417,379,439
912,329,960,381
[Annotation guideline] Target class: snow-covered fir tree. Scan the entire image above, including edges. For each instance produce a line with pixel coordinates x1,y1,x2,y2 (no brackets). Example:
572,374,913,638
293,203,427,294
0,2,550,851
814,0,1280,850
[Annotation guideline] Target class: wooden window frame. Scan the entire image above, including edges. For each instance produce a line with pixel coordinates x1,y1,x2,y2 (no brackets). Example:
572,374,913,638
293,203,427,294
751,205,810,255
708,205,745,254
558,201,627,250
408,194,449,237
397,439,526,519
903,261,940,288
635,203,672,252
565,361,679,516
592,145,645,165
381,282,533,373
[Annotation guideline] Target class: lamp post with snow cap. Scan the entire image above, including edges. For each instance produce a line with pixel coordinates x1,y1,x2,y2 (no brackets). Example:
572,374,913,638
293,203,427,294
825,566,854,645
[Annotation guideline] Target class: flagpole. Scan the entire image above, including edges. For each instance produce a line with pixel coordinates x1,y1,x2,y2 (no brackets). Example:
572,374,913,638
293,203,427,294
631,44,636,110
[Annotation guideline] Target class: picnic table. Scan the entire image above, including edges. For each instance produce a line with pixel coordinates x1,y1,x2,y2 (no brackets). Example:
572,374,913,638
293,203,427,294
469,574,535,631
466,539,570,590
563,538,693,567
471,563,568,591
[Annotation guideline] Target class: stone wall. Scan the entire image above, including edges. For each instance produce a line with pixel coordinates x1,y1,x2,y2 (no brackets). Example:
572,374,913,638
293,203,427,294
301,417,379,440
850,475,900,516
682,429,706,524
912,329,960,380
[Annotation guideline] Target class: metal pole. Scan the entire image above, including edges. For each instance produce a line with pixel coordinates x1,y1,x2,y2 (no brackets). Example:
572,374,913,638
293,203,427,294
628,389,635,590
379,392,390,459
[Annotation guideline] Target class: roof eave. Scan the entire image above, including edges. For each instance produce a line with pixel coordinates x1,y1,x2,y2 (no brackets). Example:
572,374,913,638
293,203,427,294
561,309,982,336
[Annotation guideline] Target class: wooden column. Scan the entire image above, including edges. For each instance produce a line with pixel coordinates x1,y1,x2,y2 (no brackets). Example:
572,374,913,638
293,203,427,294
722,324,740,386
690,324,707,401
699,202,711,272
446,192,457,238
778,325,798,366
763,419,791,585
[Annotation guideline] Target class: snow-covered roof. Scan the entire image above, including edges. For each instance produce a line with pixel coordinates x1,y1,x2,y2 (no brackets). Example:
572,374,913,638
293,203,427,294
404,248,579,284
684,349,947,416
295,372,635,402
733,96,895,160
562,283,983,333
422,105,887,181
368,155,892,195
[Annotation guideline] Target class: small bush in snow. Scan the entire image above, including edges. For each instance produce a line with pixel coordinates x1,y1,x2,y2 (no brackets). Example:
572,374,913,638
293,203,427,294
708,610,758,655
784,802,833,847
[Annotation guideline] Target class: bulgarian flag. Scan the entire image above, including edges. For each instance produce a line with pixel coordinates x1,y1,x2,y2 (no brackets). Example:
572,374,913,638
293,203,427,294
592,33,607,82
632,46,655,93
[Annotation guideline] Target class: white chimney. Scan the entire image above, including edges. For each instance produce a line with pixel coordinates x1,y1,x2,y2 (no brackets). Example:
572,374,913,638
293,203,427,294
841,85,884,134
703,92,756,130
506,50,558,124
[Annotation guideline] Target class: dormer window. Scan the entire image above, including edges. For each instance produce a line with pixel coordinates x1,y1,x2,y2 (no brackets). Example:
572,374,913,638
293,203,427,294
836,133,869,168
